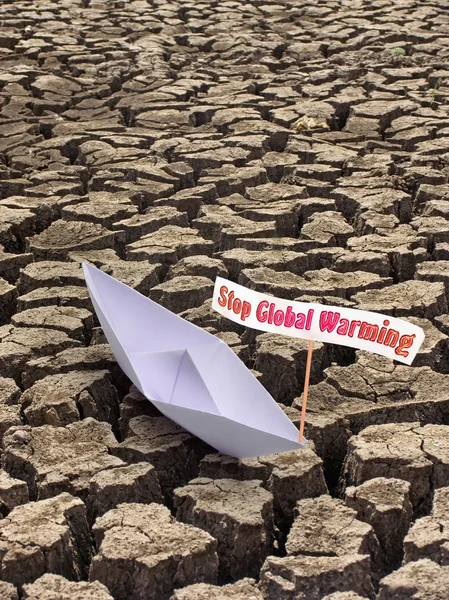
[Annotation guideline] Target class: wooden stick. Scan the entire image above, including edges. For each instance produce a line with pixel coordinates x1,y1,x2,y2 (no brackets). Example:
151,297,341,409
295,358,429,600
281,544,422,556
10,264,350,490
299,339,314,443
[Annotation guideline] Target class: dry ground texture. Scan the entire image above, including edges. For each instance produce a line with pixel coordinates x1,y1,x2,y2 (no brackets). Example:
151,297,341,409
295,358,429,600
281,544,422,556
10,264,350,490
0,0,449,598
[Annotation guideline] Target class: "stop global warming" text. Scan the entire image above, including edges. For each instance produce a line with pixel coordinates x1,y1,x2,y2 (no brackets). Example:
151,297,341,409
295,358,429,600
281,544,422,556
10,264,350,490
217,284,416,358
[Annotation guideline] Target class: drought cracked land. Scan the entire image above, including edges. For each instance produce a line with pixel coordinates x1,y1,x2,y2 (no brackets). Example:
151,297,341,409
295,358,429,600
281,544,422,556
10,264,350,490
0,0,449,598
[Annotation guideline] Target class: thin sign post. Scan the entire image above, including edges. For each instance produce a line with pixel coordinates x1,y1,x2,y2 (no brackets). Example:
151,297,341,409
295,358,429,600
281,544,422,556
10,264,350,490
299,340,314,443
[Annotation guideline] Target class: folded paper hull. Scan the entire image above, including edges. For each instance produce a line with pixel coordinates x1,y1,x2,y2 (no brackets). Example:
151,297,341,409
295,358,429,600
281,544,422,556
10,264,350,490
82,262,306,458
152,401,304,458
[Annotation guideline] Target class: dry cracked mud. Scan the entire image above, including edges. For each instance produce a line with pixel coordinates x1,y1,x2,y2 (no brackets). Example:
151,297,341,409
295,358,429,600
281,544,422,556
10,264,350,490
0,0,449,598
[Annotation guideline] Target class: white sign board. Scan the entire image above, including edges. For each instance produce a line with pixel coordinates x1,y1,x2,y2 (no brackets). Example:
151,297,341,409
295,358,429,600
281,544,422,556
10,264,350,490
213,277,425,366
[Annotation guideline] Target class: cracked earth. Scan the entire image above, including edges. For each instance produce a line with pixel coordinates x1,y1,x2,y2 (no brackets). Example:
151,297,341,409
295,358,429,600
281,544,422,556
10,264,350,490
0,0,449,598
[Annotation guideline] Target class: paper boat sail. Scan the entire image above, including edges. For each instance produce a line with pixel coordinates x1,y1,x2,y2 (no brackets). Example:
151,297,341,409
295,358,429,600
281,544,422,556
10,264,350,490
83,263,305,458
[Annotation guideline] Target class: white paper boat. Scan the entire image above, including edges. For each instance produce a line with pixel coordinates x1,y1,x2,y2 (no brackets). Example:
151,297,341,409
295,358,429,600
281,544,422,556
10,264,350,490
82,263,305,458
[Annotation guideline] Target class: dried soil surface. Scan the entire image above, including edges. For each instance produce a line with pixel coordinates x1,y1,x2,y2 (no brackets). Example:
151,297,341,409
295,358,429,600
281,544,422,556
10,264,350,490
1,0,449,598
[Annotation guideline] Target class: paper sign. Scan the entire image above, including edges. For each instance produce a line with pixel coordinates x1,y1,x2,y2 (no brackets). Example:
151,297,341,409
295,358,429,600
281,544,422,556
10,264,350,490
212,277,425,365
82,263,305,458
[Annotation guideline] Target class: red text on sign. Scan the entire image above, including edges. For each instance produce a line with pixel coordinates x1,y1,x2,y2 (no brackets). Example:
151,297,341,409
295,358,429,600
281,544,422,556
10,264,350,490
217,286,252,321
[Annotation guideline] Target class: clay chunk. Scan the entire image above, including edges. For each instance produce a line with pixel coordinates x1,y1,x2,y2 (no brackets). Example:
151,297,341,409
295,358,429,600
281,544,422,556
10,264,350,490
0,582,17,600
199,448,327,531
90,503,218,600
345,478,412,570
0,469,29,515
342,422,449,514
2,418,124,502
322,594,369,600
174,478,274,581
259,554,374,600
170,578,263,600
87,462,162,521
0,492,92,589
20,370,119,429
286,495,383,582
112,415,208,500
22,574,113,600
377,559,449,600
403,486,449,565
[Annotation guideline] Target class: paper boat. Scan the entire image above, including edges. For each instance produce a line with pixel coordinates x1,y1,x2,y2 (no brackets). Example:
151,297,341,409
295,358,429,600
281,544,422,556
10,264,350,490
82,263,305,458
